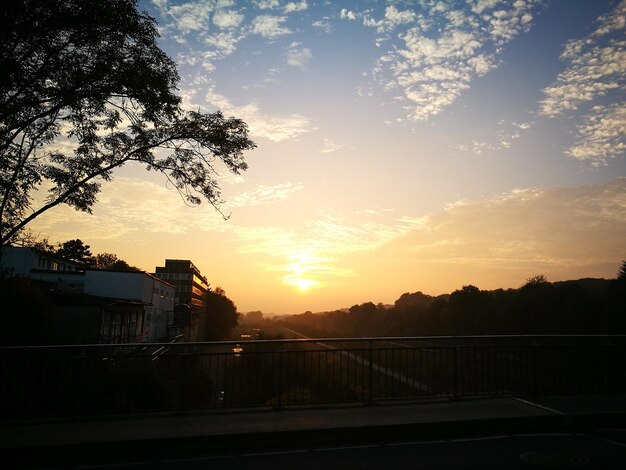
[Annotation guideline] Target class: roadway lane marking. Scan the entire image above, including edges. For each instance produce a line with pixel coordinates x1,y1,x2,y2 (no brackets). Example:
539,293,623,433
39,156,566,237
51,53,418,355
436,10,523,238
449,435,512,443
241,449,308,457
163,455,235,463
387,440,448,446
78,462,152,469
314,444,379,452
387,432,577,447
510,397,566,415
283,328,432,393
590,434,626,448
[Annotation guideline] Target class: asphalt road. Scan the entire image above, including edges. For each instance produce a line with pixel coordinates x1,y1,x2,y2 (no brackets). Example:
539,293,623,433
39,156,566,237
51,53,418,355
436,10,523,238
34,430,626,470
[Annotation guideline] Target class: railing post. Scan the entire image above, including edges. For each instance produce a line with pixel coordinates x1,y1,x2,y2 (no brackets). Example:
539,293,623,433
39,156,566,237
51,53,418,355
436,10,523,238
452,347,460,400
530,340,539,399
604,340,613,395
178,349,191,415
274,349,285,410
367,340,374,406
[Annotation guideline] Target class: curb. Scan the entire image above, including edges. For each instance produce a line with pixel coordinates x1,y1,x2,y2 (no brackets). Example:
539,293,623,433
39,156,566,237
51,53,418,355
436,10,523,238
4,411,626,469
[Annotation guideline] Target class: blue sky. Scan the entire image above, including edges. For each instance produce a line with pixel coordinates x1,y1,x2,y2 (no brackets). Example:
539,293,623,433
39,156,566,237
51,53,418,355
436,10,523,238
35,0,626,313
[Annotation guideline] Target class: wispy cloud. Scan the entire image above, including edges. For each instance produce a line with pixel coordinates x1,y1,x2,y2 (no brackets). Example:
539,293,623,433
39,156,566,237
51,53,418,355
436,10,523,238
350,1,541,121
539,0,625,163
151,0,215,35
540,0,626,115
566,103,626,165
213,9,244,29
319,138,344,154
30,177,225,241
363,5,418,35
284,1,307,14
286,42,312,69
205,87,312,142
312,18,331,34
388,178,626,275
340,9,357,21
454,120,533,156
226,183,304,208
251,14,291,38
252,0,279,9
230,211,405,289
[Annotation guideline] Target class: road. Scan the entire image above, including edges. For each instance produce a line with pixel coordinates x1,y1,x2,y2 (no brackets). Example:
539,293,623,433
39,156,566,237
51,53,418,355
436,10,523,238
282,327,432,393
34,430,626,469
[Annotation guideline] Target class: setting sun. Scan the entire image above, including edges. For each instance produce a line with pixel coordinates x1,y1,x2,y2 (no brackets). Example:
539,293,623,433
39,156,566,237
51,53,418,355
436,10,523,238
293,278,318,293
282,250,323,293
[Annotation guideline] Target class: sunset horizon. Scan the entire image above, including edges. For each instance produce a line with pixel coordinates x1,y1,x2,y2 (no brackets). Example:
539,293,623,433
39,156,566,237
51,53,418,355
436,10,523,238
25,0,626,315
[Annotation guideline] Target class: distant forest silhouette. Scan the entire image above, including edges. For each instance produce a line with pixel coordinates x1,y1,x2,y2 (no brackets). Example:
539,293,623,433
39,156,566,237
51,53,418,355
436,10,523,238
276,267,626,338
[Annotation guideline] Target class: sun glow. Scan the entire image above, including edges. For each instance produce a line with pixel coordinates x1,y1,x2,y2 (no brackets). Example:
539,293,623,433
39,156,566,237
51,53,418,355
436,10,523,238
283,250,323,293
292,278,318,292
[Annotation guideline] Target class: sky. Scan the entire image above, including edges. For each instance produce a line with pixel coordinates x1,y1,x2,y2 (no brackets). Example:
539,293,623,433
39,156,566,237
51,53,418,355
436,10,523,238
31,0,626,315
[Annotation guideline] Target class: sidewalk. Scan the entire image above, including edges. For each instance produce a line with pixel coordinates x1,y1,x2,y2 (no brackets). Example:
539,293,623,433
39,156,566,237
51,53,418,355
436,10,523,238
2,395,626,467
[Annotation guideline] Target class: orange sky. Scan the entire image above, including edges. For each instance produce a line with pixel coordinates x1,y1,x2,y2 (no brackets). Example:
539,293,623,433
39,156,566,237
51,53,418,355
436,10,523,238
27,0,626,314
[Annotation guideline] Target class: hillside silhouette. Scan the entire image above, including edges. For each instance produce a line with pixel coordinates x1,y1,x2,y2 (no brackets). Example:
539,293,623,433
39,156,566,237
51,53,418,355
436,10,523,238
276,273,626,338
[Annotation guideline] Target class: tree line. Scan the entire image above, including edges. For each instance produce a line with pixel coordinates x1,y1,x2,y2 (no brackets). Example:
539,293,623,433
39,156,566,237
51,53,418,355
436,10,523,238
279,265,626,337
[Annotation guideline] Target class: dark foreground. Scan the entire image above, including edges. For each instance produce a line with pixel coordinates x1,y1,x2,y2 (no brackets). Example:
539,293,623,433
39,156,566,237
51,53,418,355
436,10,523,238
2,395,626,469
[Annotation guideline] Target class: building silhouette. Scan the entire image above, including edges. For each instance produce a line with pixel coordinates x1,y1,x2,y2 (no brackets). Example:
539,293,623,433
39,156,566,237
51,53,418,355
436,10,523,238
154,259,209,341
0,246,175,344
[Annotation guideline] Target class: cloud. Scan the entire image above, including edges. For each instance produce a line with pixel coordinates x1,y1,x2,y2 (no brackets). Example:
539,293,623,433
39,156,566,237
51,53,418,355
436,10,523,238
226,183,304,208
286,45,312,69
312,18,331,34
540,1,625,116
213,9,244,29
539,1,625,162
52,173,621,294
230,211,406,289
30,176,228,241
362,5,418,34
151,0,215,35
205,87,312,142
234,212,406,261
363,1,540,121
340,9,358,21
387,178,626,275
539,42,625,116
253,0,279,9
455,120,533,155
319,138,344,154
566,103,626,164
487,3,535,46
193,31,242,72
251,14,291,38
30,179,305,245
284,1,308,14
204,30,239,54
229,178,626,293
455,140,499,156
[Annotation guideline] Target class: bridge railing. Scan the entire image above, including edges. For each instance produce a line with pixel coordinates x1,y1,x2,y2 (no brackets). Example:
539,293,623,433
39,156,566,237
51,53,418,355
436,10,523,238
1,335,625,420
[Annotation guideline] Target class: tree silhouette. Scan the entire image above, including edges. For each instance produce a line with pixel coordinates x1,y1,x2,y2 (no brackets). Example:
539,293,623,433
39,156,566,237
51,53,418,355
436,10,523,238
203,287,239,340
94,252,139,271
0,0,255,246
618,261,626,282
523,274,548,287
56,239,93,264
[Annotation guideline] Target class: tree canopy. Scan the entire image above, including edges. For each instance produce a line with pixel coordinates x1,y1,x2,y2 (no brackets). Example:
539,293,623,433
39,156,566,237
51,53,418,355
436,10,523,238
0,0,255,246
203,287,239,340
55,238,93,264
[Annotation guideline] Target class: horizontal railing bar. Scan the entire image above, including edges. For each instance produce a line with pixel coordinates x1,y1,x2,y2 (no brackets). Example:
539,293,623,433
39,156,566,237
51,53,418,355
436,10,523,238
2,334,626,351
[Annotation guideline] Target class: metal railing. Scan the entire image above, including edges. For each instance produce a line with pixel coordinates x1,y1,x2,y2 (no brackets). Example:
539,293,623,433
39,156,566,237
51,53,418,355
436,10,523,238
1,335,625,420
